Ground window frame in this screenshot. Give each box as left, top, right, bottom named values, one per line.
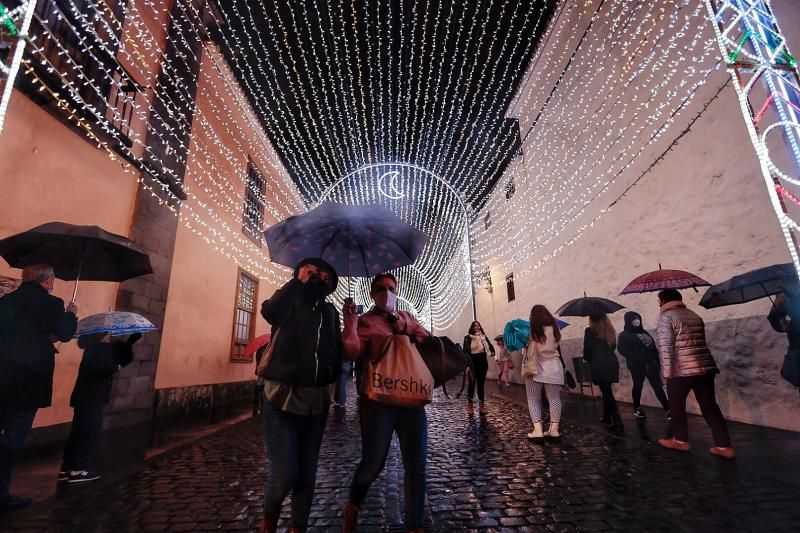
left=506, top=273, right=515, bottom=303
left=230, top=268, right=259, bottom=363
left=242, top=158, right=267, bottom=245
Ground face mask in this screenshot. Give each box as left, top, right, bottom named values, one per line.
left=304, top=277, right=330, bottom=300
left=374, top=289, right=397, bottom=313
left=632, top=319, right=641, bottom=327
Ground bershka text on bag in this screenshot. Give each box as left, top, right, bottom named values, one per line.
left=372, top=371, right=432, bottom=396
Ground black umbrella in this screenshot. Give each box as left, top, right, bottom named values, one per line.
left=556, top=293, right=625, bottom=317
left=699, top=263, right=798, bottom=309
left=265, top=202, right=428, bottom=282
left=0, top=222, right=153, bottom=301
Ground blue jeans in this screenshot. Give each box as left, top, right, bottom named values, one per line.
left=261, top=399, right=328, bottom=528
left=0, top=404, right=38, bottom=498
left=349, top=397, right=427, bottom=529
left=334, top=362, right=351, bottom=405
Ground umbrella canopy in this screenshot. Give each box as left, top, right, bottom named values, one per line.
left=245, top=333, right=271, bottom=357
left=0, top=222, right=153, bottom=282
left=0, top=275, right=20, bottom=297
left=75, top=311, right=156, bottom=337
left=699, top=263, right=798, bottom=309
left=264, top=202, right=428, bottom=278
left=621, top=267, right=710, bottom=294
left=556, top=296, right=624, bottom=317
left=502, top=317, right=569, bottom=351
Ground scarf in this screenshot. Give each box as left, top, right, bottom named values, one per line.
left=469, top=333, right=491, bottom=355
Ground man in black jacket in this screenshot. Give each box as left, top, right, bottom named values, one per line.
left=258, top=258, right=342, bottom=533
left=0, top=264, right=78, bottom=512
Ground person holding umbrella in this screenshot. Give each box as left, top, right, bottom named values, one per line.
left=0, top=264, right=78, bottom=512
left=258, top=258, right=343, bottom=533
left=617, top=311, right=670, bottom=418
left=58, top=331, right=142, bottom=484
left=655, top=289, right=734, bottom=459
left=583, top=315, right=623, bottom=433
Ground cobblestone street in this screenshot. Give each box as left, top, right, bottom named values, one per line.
left=3, top=384, right=800, bottom=532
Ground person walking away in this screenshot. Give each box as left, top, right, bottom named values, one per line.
left=617, top=311, right=669, bottom=418
left=655, top=289, right=734, bottom=459
left=341, top=273, right=431, bottom=533
left=583, top=314, right=623, bottom=432
left=462, top=321, right=495, bottom=415
left=259, top=258, right=343, bottom=532
left=0, top=264, right=78, bottom=512
left=59, top=332, right=141, bottom=484
left=333, top=361, right=352, bottom=408
left=494, top=335, right=512, bottom=388
left=768, top=284, right=800, bottom=389
left=524, top=305, right=564, bottom=442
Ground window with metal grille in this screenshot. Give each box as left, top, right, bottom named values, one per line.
left=231, top=270, right=258, bottom=362
left=484, top=211, right=491, bottom=230
left=242, top=159, right=266, bottom=244
left=506, top=273, right=515, bottom=303
left=505, top=178, right=516, bottom=200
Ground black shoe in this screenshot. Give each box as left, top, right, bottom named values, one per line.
left=64, top=470, right=101, bottom=484
left=0, top=494, right=32, bottom=512
left=600, top=417, right=613, bottom=427
left=633, top=407, right=647, bottom=418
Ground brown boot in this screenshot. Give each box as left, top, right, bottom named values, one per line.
left=479, top=403, right=487, bottom=415
left=467, top=402, right=474, bottom=415
left=260, top=513, right=278, bottom=533
left=342, top=501, right=360, bottom=533
left=288, top=528, right=306, bottom=533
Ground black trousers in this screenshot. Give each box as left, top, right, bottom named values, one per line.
left=667, top=374, right=731, bottom=447
left=598, top=382, right=619, bottom=421
left=61, top=402, right=104, bottom=472
left=467, top=353, right=489, bottom=403
left=630, top=363, right=669, bottom=410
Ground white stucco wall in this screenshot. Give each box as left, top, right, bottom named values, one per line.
left=474, top=0, right=800, bottom=431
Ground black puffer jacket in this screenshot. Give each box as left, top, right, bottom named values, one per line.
left=583, top=327, right=619, bottom=385
left=617, top=311, right=660, bottom=372
left=260, top=278, right=341, bottom=387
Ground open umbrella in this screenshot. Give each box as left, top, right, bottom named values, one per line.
left=556, top=294, right=624, bottom=317
left=699, top=263, right=798, bottom=309
left=265, top=202, right=428, bottom=293
left=0, top=222, right=153, bottom=302
left=244, top=333, right=271, bottom=357
left=502, top=317, right=570, bottom=351
left=74, top=311, right=156, bottom=337
left=621, top=264, right=710, bottom=294
left=0, top=275, right=20, bottom=297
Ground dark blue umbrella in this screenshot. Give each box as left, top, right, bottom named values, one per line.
left=556, top=295, right=624, bottom=317
left=700, top=263, right=798, bottom=309
left=264, top=202, right=428, bottom=278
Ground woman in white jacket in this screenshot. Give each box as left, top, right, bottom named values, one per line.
left=523, top=305, right=564, bottom=442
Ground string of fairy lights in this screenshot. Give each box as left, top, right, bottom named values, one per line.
left=4, top=0, right=795, bottom=328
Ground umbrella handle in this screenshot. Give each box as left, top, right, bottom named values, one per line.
left=70, top=244, right=86, bottom=303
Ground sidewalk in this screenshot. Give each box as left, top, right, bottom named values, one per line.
left=486, top=380, right=800, bottom=489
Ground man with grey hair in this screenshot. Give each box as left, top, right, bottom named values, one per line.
left=0, top=264, right=78, bottom=512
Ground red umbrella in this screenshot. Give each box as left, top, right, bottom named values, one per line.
left=244, top=333, right=271, bottom=357
left=621, top=265, right=710, bottom=294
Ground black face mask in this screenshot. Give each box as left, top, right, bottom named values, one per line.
left=304, top=278, right=330, bottom=301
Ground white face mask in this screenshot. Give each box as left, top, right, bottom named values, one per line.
left=374, top=290, right=397, bottom=313
left=632, top=319, right=641, bottom=327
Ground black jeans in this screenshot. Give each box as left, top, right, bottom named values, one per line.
left=630, top=363, right=669, bottom=410
left=61, top=402, right=104, bottom=472
left=261, top=399, right=328, bottom=528
left=667, top=374, right=731, bottom=447
left=0, top=403, right=38, bottom=498
left=598, top=382, right=619, bottom=421
left=349, top=397, right=427, bottom=529
left=467, top=352, right=489, bottom=403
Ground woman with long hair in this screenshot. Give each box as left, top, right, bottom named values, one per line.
left=525, top=305, right=563, bottom=442
left=583, top=314, right=623, bottom=432
left=462, top=320, right=495, bottom=415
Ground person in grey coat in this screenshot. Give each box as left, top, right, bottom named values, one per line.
left=655, top=289, right=734, bottom=459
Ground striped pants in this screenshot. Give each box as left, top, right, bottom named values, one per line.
left=525, top=379, right=562, bottom=424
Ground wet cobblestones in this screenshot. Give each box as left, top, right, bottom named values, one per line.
left=3, top=386, right=800, bottom=532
